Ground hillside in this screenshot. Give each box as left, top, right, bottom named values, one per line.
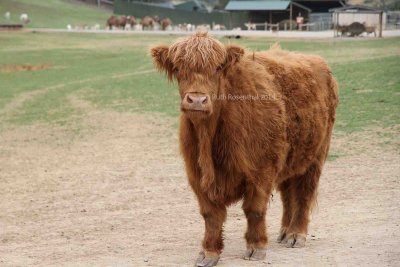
left=0, top=0, right=111, bottom=28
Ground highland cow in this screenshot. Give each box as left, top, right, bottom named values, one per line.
left=141, top=16, right=157, bottom=30
left=161, top=18, right=172, bottom=31
left=106, top=15, right=121, bottom=30
left=150, top=32, right=338, bottom=267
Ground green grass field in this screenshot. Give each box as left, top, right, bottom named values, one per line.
left=0, top=0, right=110, bottom=28
left=1, top=32, right=399, bottom=134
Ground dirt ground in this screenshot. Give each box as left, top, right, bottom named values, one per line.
left=0, top=98, right=399, bottom=267
left=0, top=64, right=53, bottom=73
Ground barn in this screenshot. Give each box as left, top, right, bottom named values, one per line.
left=330, top=5, right=385, bottom=37
left=225, top=0, right=344, bottom=30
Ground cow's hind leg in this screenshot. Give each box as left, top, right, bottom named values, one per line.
left=277, top=179, right=294, bottom=243
left=242, top=185, right=271, bottom=261
left=195, top=202, right=226, bottom=267
left=284, top=163, right=321, bottom=248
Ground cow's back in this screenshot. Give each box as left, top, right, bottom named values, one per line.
left=253, top=49, right=338, bottom=179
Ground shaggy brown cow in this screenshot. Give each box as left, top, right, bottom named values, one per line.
left=364, top=25, right=376, bottom=37
left=150, top=32, right=338, bottom=266
left=141, top=16, right=157, bottom=30
left=161, top=18, right=172, bottom=31
left=106, top=15, right=128, bottom=30
left=336, top=24, right=349, bottom=37
left=126, top=16, right=136, bottom=27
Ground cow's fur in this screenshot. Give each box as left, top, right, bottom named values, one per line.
left=150, top=32, right=338, bottom=264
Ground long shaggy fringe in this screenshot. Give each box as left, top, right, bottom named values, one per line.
left=168, top=32, right=226, bottom=76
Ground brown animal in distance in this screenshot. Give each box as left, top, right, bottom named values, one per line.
left=106, top=15, right=130, bottom=30
left=336, top=24, right=349, bottom=37
left=141, top=16, right=158, bottom=30
left=161, top=18, right=172, bottom=31
left=364, top=24, right=377, bottom=37
left=150, top=32, right=338, bottom=267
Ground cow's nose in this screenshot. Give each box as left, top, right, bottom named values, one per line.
left=187, top=94, right=208, bottom=105
left=182, top=93, right=211, bottom=112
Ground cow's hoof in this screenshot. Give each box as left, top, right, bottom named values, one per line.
left=285, top=233, right=306, bottom=248
left=277, top=229, right=287, bottom=243
left=243, top=248, right=266, bottom=261
left=195, top=251, right=220, bottom=267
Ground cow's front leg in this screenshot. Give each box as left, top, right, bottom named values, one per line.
left=195, top=201, right=227, bottom=267
left=242, top=185, right=271, bottom=261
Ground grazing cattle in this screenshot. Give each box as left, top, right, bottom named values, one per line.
left=348, top=22, right=365, bottom=37
left=212, top=24, right=226, bottom=31
left=106, top=15, right=131, bottom=30
left=126, top=16, right=136, bottom=26
left=150, top=32, right=338, bottom=266
left=364, top=25, right=376, bottom=37
left=336, top=24, right=349, bottom=37
left=141, top=16, right=157, bottom=30
left=161, top=18, right=172, bottom=31
left=118, top=15, right=127, bottom=28
left=106, top=15, right=118, bottom=29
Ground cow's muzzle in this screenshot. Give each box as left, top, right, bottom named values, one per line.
left=181, top=93, right=212, bottom=114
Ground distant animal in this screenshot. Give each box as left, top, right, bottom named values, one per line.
left=118, top=15, right=127, bottom=28
left=212, top=24, right=226, bottom=31
left=141, top=16, right=156, bottom=30
left=4, top=12, right=10, bottom=20
left=160, top=18, right=172, bottom=31
left=335, top=24, right=349, bottom=37
left=177, top=23, right=190, bottom=31
left=364, top=24, right=376, bottom=37
left=348, top=22, right=365, bottom=37
left=150, top=32, right=338, bottom=266
left=106, top=15, right=129, bottom=30
left=126, top=16, right=136, bottom=26
left=245, top=22, right=256, bottom=30
left=106, top=15, right=118, bottom=30
left=153, top=15, right=160, bottom=24
left=20, top=13, right=29, bottom=24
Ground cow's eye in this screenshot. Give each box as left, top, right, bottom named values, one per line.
left=216, top=64, right=224, bottom=71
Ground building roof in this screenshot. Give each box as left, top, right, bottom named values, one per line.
left=329, top=5, right=383, bottom=13
left=225, top=1, right=291, bottom=11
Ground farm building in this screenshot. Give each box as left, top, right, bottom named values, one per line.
left=331, top=5, right=385, bottom=36
left=225, top=0, right=344, bottom=30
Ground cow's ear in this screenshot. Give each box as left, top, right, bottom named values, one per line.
left=150, top=45, right=175, bottom=81
left=225, top=44, right=244, bottom=67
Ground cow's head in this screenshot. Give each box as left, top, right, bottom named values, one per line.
left=150, top=32, right=244, bottom=117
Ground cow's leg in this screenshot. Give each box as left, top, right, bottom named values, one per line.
left=195, top=202, right=226, bottom=267
left=242, top=185, right=271, bottom=261
left=285, top=163, right=321, bottom=248
left=277, top=178, right=294, bottom=243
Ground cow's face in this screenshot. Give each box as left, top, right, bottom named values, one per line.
left=150, top=32, right=243, bottom=118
